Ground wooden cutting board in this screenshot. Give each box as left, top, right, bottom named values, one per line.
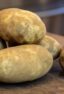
left=0, top=33, right=64, bottom=94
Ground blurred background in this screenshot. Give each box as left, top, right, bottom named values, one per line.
left=0, top=0, right=64, bottom=35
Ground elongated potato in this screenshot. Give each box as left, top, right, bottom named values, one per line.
left=39, top=35, right=61, bottom=59
left=0, top=45, right=53, bottom=83
left=0, top=8, right=46, bottom=43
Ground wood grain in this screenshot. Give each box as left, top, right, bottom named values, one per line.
left=47, top=32, right=64, bottom=46
left=0, top=33, right=64, bottom=94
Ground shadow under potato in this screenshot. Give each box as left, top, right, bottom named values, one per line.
left=0, top=74, right=52, bottom=88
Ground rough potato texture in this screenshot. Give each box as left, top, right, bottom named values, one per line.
left=0, top=8, right=46, bottom=43
left=60, top=48, right=64, bottom=70
left=0, top=45, right=53, bottom=83
left=39, top=35, right=61, bottom=59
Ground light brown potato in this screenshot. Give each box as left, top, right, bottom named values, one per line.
left=39, top=35, right=61, bottom=59
left=0, top=45, right=53, bottom=83
left=59, top=48, right=64, bottom=70
left=0, top=8, right=46, bottom=43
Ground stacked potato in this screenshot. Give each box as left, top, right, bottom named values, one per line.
left=0, top=8, right=61, bottom=83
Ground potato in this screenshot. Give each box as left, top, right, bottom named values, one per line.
left=0, top=45, right=53, bottom=83
left=39, top=35, right=61, bottom=59
left=59, top=48, right=64, bottom=70
left=0, top=8, right=46, bottom=44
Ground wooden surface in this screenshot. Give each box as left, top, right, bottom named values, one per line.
left=0, top=33, right=64, bottom=94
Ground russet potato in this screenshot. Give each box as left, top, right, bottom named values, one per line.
left=39, top=35, right=61, bottom=59
left=0, top=8, right=46, bottom=44
left=0, top=45, right=53, bottom=83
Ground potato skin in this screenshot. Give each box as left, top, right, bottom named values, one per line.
left=39, top=35, right=61, bottom=59
left=0, top=45, right=53, bottom=83
left=59, top=48, right=64, bottom=70
left=0, top=8, right=46, bottom=43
